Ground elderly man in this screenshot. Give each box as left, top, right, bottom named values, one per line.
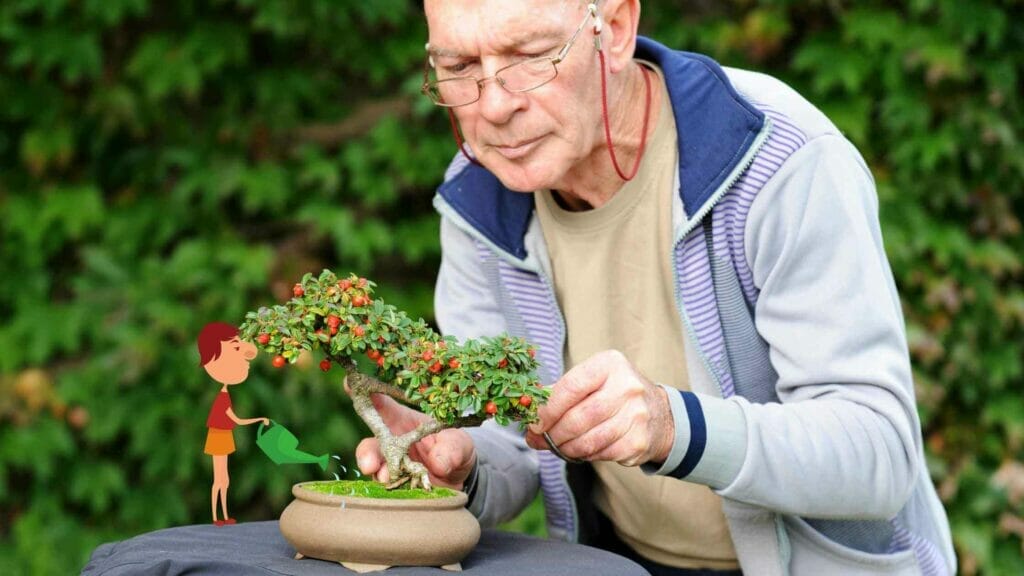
left=356, top=1, right=956, bottom=574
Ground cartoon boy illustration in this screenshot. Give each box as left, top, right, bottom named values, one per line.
left=198, top=322, right=269, bottom=526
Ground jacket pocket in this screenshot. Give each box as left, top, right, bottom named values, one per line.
left=785, top=516, right=920, bottom=576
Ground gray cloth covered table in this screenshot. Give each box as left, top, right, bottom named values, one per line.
left=82, top=521, right=651, bottom=575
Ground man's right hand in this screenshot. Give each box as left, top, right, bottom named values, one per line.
left=354, top=392, right=477, bottom=491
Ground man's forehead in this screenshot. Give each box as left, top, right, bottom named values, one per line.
left=427, top=28, right=564, bottom=58
left=425, top=0, right=581, bottom=56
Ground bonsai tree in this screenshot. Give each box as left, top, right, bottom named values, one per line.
left=240, top=270, right=548, bottom=491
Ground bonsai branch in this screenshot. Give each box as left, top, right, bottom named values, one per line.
left=340, top=361, right=491, bottom=491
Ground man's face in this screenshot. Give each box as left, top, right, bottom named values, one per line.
left=204, top=336, right=258, bottom=385
left=426, top=0, right=603, bottom=192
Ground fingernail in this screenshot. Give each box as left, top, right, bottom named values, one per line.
left=357, top=456, right=369, bottom=471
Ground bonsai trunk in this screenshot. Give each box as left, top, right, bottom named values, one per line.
left=339, top=359, right=484, bottom=491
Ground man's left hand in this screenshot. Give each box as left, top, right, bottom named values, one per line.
left=525, top=350, right=674, bottom=467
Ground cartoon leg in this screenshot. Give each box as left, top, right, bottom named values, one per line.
left=211, top=456, right=220, bottom=522
left=212, top=455, right=229, bottom=522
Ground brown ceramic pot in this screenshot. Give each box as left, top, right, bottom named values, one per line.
left=279, top=481, right=481, bottom=573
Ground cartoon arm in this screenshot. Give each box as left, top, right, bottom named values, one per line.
left=226, top=407, right=270, bottom=426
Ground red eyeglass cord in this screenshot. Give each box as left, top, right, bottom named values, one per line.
left=448, top=46, right=653, bottom=182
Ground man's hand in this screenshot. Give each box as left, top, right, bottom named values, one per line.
left=525, top=350, right=674, bottom=467
left=354, top=392, right=477, bottom=490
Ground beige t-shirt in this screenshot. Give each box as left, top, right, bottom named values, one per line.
left=533, top=63, right=739, bottom=570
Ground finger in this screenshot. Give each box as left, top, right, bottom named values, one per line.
left=525, top=430, right=548, bottom=450
left=531, top=350, right=619, bottom=434
left=376, top=466, right=390, bottom=483
left=423, top=428, right=475, bottom=485
left=422, top=429, right=474, bottom=480
left=590, top=418, right=648, bottom=466
left=371, top=393, right=427, bottom=435
left=417, top=432, right=438, bottom=453
left=544, top=385, right=620, bottom=447
left=405, top=443, right=451, bottom=487
left=355, top=438, right=383, bottom=475
left=556, top=415, right=629, bottom=461
left=427, top=444, right=454, bottom=477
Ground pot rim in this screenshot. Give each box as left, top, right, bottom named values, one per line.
left=291, top=481, right=468, bottom=510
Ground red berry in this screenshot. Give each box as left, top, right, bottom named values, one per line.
left=378, top=336, right=386, bottom=344
left=528, top=348, right=536, bottom=359
left=367, top=349, right=381, bottom=360
left=376, top=356, right=385, bottom=367
left=272, top=355, right=286, bottom=368
left=429, top=361, right=443, bottom=374
left=352, top=295, right=366, bottom=307
left=498, top=358, right=508, bottom=369
left=330, top=325, right=338, bottom=335
left=327, top=314, right=341, bottom=327
left=422, top=349, right=434, bottom=361
left=519, top=395, right=532, bottom=407
left=257, top=333, right=271, bottom=346
left=418, top=385, right=428, bottom=394
left=339, top=279, right=352, bottom=291
left=320, top=359, right=331, bottom=372
left=448, top=358, right=460, bottom=369
left=485, top=401, right=498, bottom=415
left=293, top=284, right=304, bottom=297
left=353, top=325, right=365, bottom=337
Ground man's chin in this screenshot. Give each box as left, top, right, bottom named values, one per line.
left=486, top=158, right=558, bottom=193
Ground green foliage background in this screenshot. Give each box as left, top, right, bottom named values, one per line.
left=0, top=1, right=1021, bottom=573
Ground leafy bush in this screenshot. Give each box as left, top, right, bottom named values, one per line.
left=0, top=1, right=1020, bottom=574
left=241, top=270, right=546, bottom=489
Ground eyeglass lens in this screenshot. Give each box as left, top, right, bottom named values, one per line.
left=430, top=58, right=557, bottom=106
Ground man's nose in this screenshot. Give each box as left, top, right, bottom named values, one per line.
left=243, top=342, right=258, bottom=360
left=477, top=77, right=525, bottom=125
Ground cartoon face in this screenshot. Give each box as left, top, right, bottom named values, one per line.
left=203, top=336, right=258, bottom=385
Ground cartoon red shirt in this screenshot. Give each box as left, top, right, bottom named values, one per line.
left=206, top=390, right=236, bottom=430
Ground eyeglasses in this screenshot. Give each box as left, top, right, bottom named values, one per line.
left=421, top=5, right=597, bottom=108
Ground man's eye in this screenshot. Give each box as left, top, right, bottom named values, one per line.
left=443, top=61, right=475, bottom=75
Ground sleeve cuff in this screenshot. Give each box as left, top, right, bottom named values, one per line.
left=641, top=383, right=693, bottom=476
left=463, top=440, right=488, bottom=520
left=463, top=457, right=480, bottom=505
left=641, top=387, right=748, bottom=490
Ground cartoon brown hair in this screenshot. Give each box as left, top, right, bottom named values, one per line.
left=198, top=322, right=240, bottom=366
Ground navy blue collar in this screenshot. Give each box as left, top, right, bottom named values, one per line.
left=437, top=36, right=765, bottom=261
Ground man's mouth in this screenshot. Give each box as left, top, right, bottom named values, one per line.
left=492, top=135, right=544, bottom=160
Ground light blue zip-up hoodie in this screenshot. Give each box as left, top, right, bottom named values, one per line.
left=430, top=37, right=956, bottom=576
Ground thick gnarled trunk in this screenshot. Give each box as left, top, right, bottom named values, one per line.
left=341, top=362, right=483, bottom=490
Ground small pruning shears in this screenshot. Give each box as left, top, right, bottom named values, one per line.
left=543, top=431, right=585, bottom=464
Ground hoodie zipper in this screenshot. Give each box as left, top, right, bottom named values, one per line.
left=671, top=116, right=774, bottom=399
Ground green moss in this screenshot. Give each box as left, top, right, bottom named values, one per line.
left=302, top=480, right=458, bottom=500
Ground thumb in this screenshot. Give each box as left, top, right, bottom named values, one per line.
left=371, top=393, right=428, bottom=434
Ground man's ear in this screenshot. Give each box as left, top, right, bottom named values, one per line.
left=599, top=0, right=640, bottom=74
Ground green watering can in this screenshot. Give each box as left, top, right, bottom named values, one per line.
left=256, top=420, right=329, bottom=471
